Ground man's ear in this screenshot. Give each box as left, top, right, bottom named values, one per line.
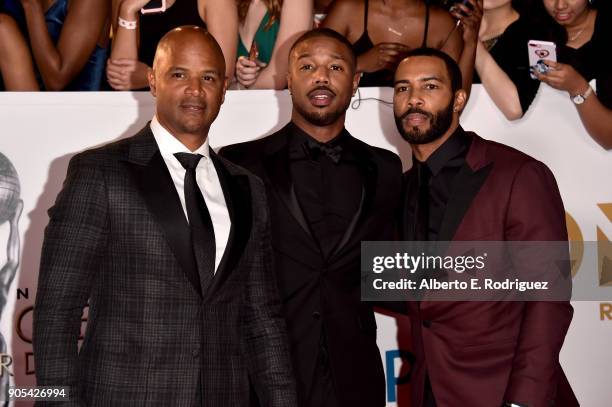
left=221, top=77, right=229, bottom=104
left=148, top=68, right=157, bottom=97
left=453, top=89, right=467, bottom=113
left=352, top=71, right=361, bottom=96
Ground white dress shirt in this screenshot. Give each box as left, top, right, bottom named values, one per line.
left=150, top=116, right=230, bottom=273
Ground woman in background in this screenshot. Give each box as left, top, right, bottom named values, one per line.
left=0, top=0, right=109, bottom=91
left=108, top=0, right=238, bottom=90
left=474, top=0, right=543, bottom=119
left=234, top=0, right=312, bottom=89
left=533, top=0, right=611, bottom=149
left=322, top=0, right=482, bottom=92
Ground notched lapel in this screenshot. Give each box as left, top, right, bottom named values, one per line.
left=329, top=138, right=378, bottom=260
left=263, top=145, right=314, bottom=240
left=204, top=153, right=252, bottom=300
left=123, top=127, right=202, bottom=297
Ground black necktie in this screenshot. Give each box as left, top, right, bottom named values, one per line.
left=174, top=153, right=216, bottom=290
left=415, top=162, right=431, bottom=241
left=305, top=139, right=343, bottom=164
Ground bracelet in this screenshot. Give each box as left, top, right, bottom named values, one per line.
left=118, top=16, right=137, bottom=30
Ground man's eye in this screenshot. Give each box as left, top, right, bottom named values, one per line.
left=425, top=83, right=438, bottom=90
left=330, top=65, right=343, bottom=71
left=395, top=86, right=408, bottom=93
left=203, top=75, right=215, bottom=82
left=172, top=72, right=185, bottom=79
left=300, top=64, right=313, bottom=71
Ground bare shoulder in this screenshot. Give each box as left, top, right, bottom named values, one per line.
left=428, top=4, right=457, bottom=31
left=322, top=0, right=364, bottom=38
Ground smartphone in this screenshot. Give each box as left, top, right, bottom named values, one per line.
left=528, top=40, right=557, bottom=79
left=141, top=0, right=166, bottom=14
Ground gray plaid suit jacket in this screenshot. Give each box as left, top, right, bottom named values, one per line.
left=33, top=125, right=297, bottom=407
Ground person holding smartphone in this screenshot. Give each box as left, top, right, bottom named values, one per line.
left=108, top=0, right=238, bottom=90
left=530, top=0, right=611, bottom=149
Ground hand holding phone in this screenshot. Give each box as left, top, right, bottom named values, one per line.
left=141, top=0, right=166, bottom=14
left=528, top=40, right=557, bottom=79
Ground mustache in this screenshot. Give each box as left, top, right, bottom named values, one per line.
left=399, top=107, right=432, bottom=121
left=307, top=86, right=336, bottom=97
left=180, top=98, right=206, bottom=107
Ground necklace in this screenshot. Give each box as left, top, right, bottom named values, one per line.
left=568, top=26, right=586, bottom=42
left=568, top=9, right=593, bottom=42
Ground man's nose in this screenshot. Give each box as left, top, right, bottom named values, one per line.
left=185, top=77, right=203, bottom=95
left=313, top=66, right=330, bottom=85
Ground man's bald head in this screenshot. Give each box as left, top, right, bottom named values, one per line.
left=153, top=26, right=226, bottom=77
left=147, top=25, right=228, bottom=149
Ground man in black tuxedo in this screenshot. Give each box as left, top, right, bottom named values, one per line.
left=221, top=28, right=403, bottom=407
left=33, top=27, right=296, bottom=407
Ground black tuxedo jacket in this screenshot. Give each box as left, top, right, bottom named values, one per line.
left=33, top=125, right=297, bottom=407
left=221, top=123, right=403, bottom=407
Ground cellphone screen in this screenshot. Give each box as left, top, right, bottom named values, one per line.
left=142, top=0, right=164, bottom=11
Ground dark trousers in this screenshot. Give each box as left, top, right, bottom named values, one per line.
left=423, top=374, right=437, bottom=407
left=306, top=336, right=339, bottom=407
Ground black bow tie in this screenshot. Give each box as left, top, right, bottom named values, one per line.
left=304, top=139, right=343, bottom=164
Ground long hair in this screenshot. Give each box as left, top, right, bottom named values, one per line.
left=237, top=0, right=283, bottom=31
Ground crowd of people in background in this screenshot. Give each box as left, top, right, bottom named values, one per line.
left=0, top=0, right=609, bottom=148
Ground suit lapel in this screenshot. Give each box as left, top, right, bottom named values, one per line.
left=328, top=135, right=378, bottom=260
left=437, top=133, right=493, bottom=242
left=203, top=152, right=252, bottom=301
left=262, top=129, right=314, bottom=240
left=123, top=126, right=202, bottom=297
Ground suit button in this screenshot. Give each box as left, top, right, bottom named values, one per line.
left=192, top=349, right=200, bottom=358
left=312, top=311, right=321, bottom=320
left=422, top=320, right=432, bottom=328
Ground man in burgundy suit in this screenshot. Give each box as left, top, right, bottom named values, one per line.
left=393, top=47, right=578, bottom=407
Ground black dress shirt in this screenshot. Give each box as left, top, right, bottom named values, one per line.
left=287, top=124, right=362, bottom=258
left=417, top=126, right=470, bottom=241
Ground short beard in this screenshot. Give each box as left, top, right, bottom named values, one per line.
left=294, top=97, right=350, bottom=127
left=395, top=100, right=454, bottom=145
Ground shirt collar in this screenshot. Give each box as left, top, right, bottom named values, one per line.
left=421, top=126, right=469, bottom=176
left=150, top=115, right=210, bottom=158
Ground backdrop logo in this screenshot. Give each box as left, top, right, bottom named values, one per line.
left=385, top=349, right=415, bottom=403
left=0, top=152, right=22, bottom=400
left=600, top=303, right=612, bottom=321
left=596, top=204, right=612, bottom=286
left=565, top=205, right=612, bottom=286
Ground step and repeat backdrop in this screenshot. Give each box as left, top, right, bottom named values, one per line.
left=0, top=85, right=610, bottom=405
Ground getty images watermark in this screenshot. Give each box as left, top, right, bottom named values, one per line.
left=361, top=241, right=584, bottom=302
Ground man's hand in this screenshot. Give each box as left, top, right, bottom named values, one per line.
left=106, top=59, right=150, bottom=90
left=357, top=42, right=411, bottom=73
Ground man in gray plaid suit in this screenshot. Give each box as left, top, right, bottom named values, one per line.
left=33, top=26, right=297, bottom=407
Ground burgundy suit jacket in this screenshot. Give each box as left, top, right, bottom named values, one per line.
left=401, top=132, right=578, bottom=407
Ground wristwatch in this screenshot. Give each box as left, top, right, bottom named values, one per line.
left=571, top=85, right=593, bottom=105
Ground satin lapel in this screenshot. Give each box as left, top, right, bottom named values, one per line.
left=436, top=162, right=492, bottom=242
left=123, top=138, right=202, bottom=297
left=203, top=153, right=252, bottom=301
left=263, top=145, right=314, bottom=240
left=328, top=137, right=378, bottom=260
